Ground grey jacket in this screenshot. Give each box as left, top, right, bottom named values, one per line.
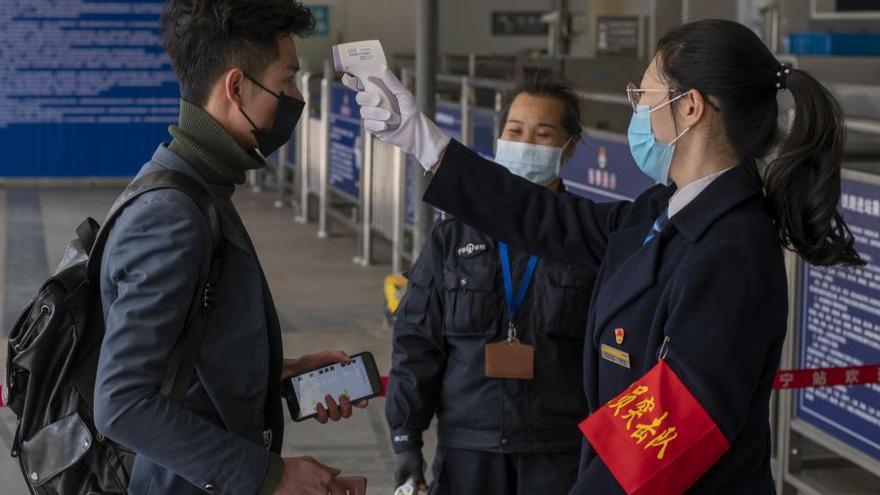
left=93, top=144, right=283, bottom=494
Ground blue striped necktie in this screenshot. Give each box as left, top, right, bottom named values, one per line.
left=642, top=208, right=669, bottom=246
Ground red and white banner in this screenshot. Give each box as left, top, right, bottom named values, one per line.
left=773, top=364, right=880, bottom=390
left=1, top=365, right=875, bottom=412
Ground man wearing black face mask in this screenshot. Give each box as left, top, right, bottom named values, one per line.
left=236, top=73, right=305, bottom=160
left=92, top=2, right=363, bottom=495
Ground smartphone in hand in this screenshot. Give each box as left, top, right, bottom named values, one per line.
left=281, top=352, right=382, bottom=422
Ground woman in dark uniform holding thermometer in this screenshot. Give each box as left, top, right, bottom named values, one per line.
left=343, top=19, right=863, bottom=494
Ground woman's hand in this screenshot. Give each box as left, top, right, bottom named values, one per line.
left=341, top=66, right=450, bottom=171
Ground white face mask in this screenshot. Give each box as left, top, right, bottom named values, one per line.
left=494, top=138, right=572, bottom=185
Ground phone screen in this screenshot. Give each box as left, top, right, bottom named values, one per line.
left=290, top=356, right=374, bottom=418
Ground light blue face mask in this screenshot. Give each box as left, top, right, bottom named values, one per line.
left=627, top=94, right=690, bottom=185
left=494, top=138, right=572, bottom=185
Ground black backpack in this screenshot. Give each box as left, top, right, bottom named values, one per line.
left=4, top=170, right=223, bottom=494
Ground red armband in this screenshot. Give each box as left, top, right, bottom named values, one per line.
left=579, top=360, right=730, bottom=495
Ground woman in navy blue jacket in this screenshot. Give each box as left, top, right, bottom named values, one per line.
left=344, top=19, right=863, bottom=494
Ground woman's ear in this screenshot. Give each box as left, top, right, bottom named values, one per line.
left=681, top=90, right=706, bottom=127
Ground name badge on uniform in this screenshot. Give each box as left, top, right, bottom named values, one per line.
left=485, top=338, right=534, bottom=380
left=601, top=344, right=631, bottom=369
left=486, top=243, right=538, bottom=380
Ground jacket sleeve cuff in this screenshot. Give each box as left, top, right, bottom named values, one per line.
left=259, top=454, right=284, bottom=495
left=391, top=430, right=424, bottom=453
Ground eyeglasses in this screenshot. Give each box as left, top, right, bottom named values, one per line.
left=625, top=82, right=721, bottom=113
left=626, top=82, right=677, bottom=111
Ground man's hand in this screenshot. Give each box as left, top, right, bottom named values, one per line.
left=272, top=457, right=346, bottom=495
left=282, top=351, right=368, bottom=424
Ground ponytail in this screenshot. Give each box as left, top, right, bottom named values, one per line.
left=655, top=19, right=864, bottom=267
left=763, top=69, right=863, bottom=266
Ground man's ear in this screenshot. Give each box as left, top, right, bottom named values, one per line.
left=224, top=68, right=246, bottom=108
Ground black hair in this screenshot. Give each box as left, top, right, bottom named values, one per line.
left=498, top=71, right=583, bottom=140
left=160, top=0, right=315, bottom=106
left=655, top=19, right=862, bottom=266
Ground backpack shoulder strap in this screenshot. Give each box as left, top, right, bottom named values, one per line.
left=88, top=170, right=222, bottom=277
left=89, top=170, right=224, bottom=402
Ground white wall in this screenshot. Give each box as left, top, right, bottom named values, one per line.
left=297, top=0, right=417, bottom=71
left=296, top=0, right=562, bottom=69
left=439, top=0, right=556, bottom=56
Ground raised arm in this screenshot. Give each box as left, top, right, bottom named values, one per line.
left=425, top=140, right=628, bottom=267
left=342, top=68, right=629, bottom=268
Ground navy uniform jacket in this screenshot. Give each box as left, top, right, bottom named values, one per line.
left=423, top=140, right=787, bottom=494
left=387, top=205, right=595, bottom=454
left=94, top=145, right=284, bottom=495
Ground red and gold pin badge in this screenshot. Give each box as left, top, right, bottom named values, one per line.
left=614, top=327, right=625, bottom=345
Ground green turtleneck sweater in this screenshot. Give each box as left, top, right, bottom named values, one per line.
left=167, top=100, right=284, bottom=495
left=168, top=99, right=265, bottom=186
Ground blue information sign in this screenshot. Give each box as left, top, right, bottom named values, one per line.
left=405, top=105, right=496, bottom=227
left=328, top=84, right=362, bottom=201
left=435, top=102, right=462, bottom=142
left=405, top=156, right=420, bottom=227
left=1, top=0, right=180, bottom=177
left=561, top=129, right=654, bottom=201
left=796, top=173, right=880, bottom=462
left=435, top=103, right=495, bottom=158
left=472, top=108, right=496, bottom=158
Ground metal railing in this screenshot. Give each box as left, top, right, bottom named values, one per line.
left=272, top=66, right=419, bottom=269
left=846, top=117, right=880, bottom=137
left=576, top=87, right=880, bottom=138
left=294, top=71, right=313, bottom=223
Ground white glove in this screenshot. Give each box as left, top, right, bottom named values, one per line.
left=341, top=66, right=450, bottom=171
left=394, top=479, right=427, bottom=495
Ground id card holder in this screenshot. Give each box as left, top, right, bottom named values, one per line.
left=485, top=323, right=534, bottom=380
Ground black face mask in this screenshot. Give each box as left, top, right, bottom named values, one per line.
left=240, top=74, right=305, bottom=158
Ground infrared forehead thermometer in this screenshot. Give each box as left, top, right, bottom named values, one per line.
left=332, top=39, right=401, bottom=130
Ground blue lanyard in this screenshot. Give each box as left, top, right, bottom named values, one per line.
left=499, top=242, right=538, bottom=321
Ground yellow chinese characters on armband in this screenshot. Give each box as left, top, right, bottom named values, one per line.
left=578, top=360, right=731, bottom=495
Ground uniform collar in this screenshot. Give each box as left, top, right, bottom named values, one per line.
left=556, top=179, right=567, bottom=194
left=649, top=183, right=677, bottom=216
left=668, top=160, right=764, bottom=242
left=668, top=166, right=734, bottom=218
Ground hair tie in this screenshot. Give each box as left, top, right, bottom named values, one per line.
left=776, top=63, right=791, bottom=91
